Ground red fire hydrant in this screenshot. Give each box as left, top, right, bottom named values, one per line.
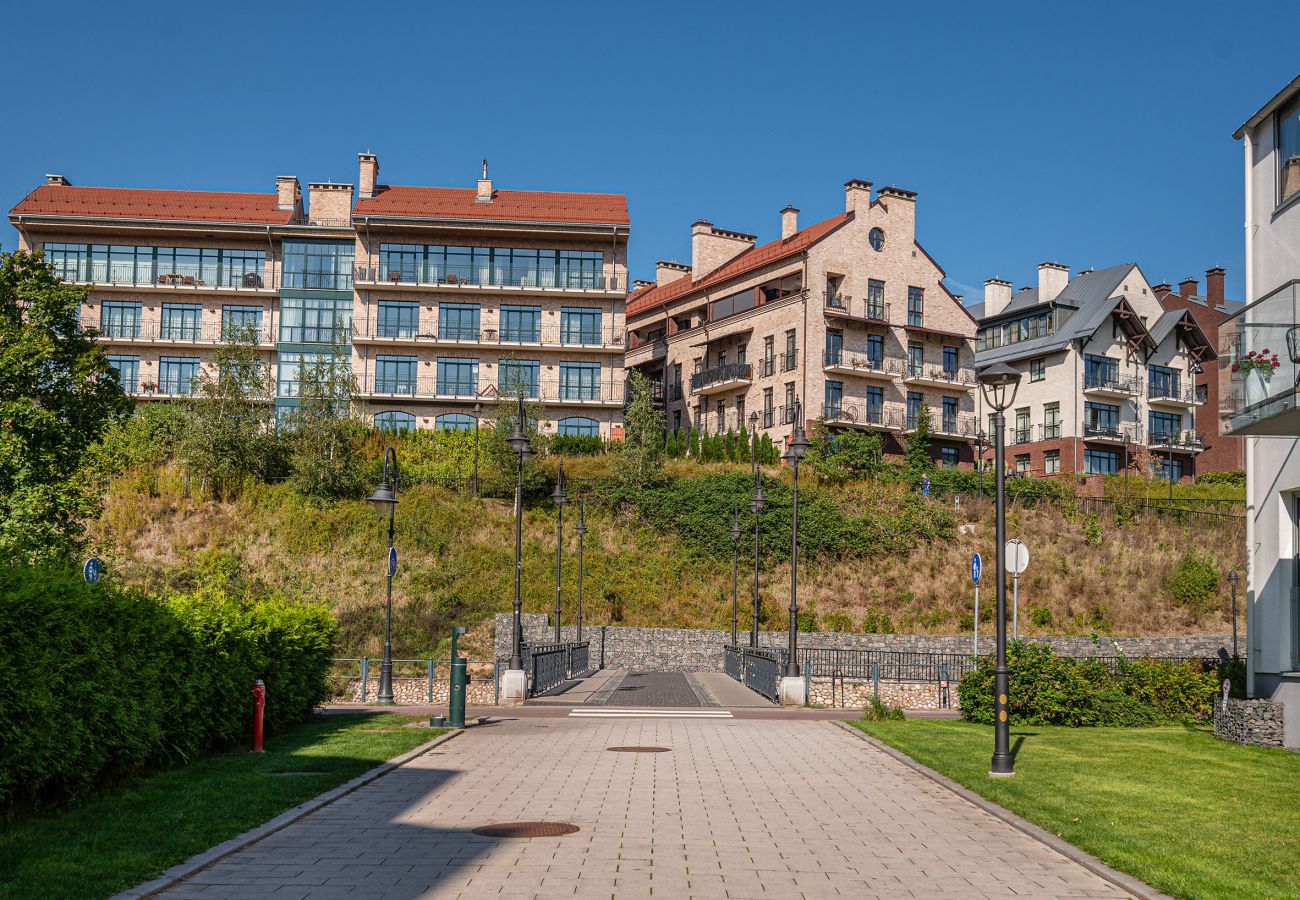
left=252, top=679, right=266, bottom=753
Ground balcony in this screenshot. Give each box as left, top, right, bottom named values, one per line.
left=762, top=408, right=775, bottom=428
left=1039, top=422, right=1063, bottom=441
left=818, top=403, right=904, bottom=432
left=353, top=377, right=625, bottom=407
left=822, top=350, right=901, bottom=381
left=350, top=322, right=625, bottom=351
left=57, top=264, right=274, bottom=295
left=691, top=363, right=753, bottom=395
left=1148, top=430, right=1206, bottom=453
left=1147, top=384, right=1199, bottom=408
left=354, top=266, right=626, bottom=296
left=1218, top=280, right=1300, bottom=437
left=1082, top=422, right=1142, bottom=445
left=780, top=350, right=798, bottom=373
left=902, top=364, right=976, bottom=390
left=1010, top=427, right=1036, bottom=446
left=933, top=413, right=979, bottom=439
left=87, top=322, right=276, bottom=346
left=1083, top=373, right=1142, bottom=398
left=823, top=292, right=890, bottom=326
left=760, top=358, right=776, bottom=377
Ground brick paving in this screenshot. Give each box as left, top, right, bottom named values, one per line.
left=156, top=719, right=1130, bottom=899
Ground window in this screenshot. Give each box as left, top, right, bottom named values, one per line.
left=280, top=296, right=351, bottom=343
left=784, top=383, right=796, bottom=423
left=1043, top=402, right=1061, bottom=439
left=715, top=399, right=726, bottom=433
left=42, top=242, right=265, bottom=287
left=500, top=305, right=541, bottom=342
left=377, top=244, right=603, bottom=288
left=907, top=341, right=924, bottom=377
left=1029, top=358, right=1045, bottom=382
left=907, top=287, right=924, bottom=327
left=1084, top=449, right=1120, bottom=475
left=1084, top=354, right=1119, bottom=389
left=906, top=391, right=923, bottom=430
left=940, top=446, right=958, bottom=469
left=222, top=305, right=263, bottom=340
left=717, top=351, right=727, bottom=368
left=826, top=330, right=843, bottom=366
left=866, top=334, right=884, bottom=368
left=1014, top=407, right=1031, bottom=443
left=736, top=344, right=747, bottom=365
left=435, top=413, right=476, bottom=432
left=101, top=302, right=141, bottom=338
left=439, top=303, right=480, bottom=340
left=158, top=304, right=201, bottom=341
left=560, top=362, right=601, bottom=401
left=276, top=351, right=344, bottom=399
left=282, top=241, right=354, bottom=290
left=868, top=228, right=885, bottom=251
left=1084, top=401, right=1120, bottom=433
left=942, top=346, right=958, bottom=376
left=673, top=410, right=682, bottom=431
left=377, top=302, right=420, bottom=338
left=1044, top=450, right=1061, bottom=475
left=1148, top=365, right=1181, bottom=399
left=375, top=356, right=418, bottom=394
left=1279, top=92, right=1300, bottom=205
left=436, top=358, right=478, bottom=396
left=159, top=357, right=201, bottom=395
left=783, top=330, right=797, bottom=371
left=561, top=308, right=603, bottom=344
left=1151, top=456, right=1184, bottom=481
left=499, top=359, right=540, bottom=398
left=866, top=279, right=886, bottom=319
left=1015, top=454, right=1031, bottom=474
left=825, top=380, right=843, bottom=416
left=977, top=310, right=1055, bottom=352
left=1149, top=411, right=1183, bottom=442
left=375, top=411, right=416, bottom=433
left=763, top=388, right=774, bottom=428
left=106, top=355, right=139, bottom=394
left=559, top=416, right=600, bottom=437
left=762, top=336, right=775, bottom=376
left=942, top=396, right=958, bottom=433
left=866, top=386, right=883, bottom=422
left=710, top=287, right=756, bottom=321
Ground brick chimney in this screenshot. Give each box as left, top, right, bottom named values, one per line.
left=781, top=205, right=799, bottom=239
left=844, top=179, right=872, bottom=214
left=655, top=260, right=691, bottom=287
left=1152, top=282, right=1173, bottom=300
left=307, top=182, right=353, bottom=227
left=983, top=278, right=1013, bottom=318
left=1037, top=261, right=1069, bottom=302
left=690, top=221, right=755, bottom=278
left=358, top=152, right=379, bottom=199
left=1179, top=276, right=1198, bottom=299
left=1205, top=267, right=1225, bottom=309
left=876, top=186, right=917, bottom=243
left=276, top=176, right=300, bottom=211
left=476, top=158, right=493, bottom=203
left=44, top=173, right=70, bottom=186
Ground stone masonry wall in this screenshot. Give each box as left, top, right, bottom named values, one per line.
left=808, top=677, right=959, bottom=712
left=1214, top=697, right=1285, bottom=748
left=333, top=677, right=497, bottom=707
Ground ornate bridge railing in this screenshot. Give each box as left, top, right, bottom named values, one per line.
left=526, top=641, right=591, bottom=696
left=724, top=645, right=786, bottom=703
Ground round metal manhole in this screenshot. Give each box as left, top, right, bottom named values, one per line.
left=607, top=746, right=671, bottom=753
left=472, top=822, right=580, bottom=838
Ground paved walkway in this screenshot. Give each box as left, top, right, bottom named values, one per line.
left=158, top=719, right=1130, bottom=899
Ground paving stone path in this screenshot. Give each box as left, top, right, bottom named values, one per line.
left=156, top=719, right=1130, bottom=899
left=591, top=671, right=713, bottom=707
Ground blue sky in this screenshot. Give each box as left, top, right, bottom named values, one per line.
left=1, top=0, right=1293, bottom=303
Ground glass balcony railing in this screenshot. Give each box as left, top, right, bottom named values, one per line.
left=356, top=265, right=626, bottom=292
left=1218, top=280, right=1300, bottom=436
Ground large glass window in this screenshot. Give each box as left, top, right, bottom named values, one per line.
left=710, top=287, right=756, bottom=321
left=160, top=303, right=202, bottom=340
left=1044, top=402, right=1061, bottom=439
left=824, top=380, right=843, bottom=415
left=906, top=391, right=923, bottom=430
left=943, top=397, right=959, bottom=432
left=1044, top=450, right=1060, bottom=475
left=866, top=279, right=886, bottom=319
left=1084, top=449, right=1120, bottom=475
left=438, top=303, right=480, bottom=340
left=907, top=341, right=924, bottom=377
left=158, top=357, right=201, bottom=395
left=100, top=301, right=141, bottom=338
left=825, top=330, right=843, bottom=366
left=43, top=243, right=264, bottom=287
left=560, top=362, right=601, bottom=401
left=1030, top=357, right=1045, bottom=382
left=1084, top=354, right=1119, bottom=388
left=374, top=411, right=416, bottom=433
left=500, top=305, right=541, bottom=342
left=1149, top=411, right=1183, bottom=441
left=282, top=241, right=354, bottom=290
left=561, top=307, right=604, bottom=344
left=1280, top=92, right=1300, bottom=205
left=106, top=355, right=139, bottom=394
left=375, top=356, right=418, bottom=394
left=499, top=359, right=541, bottom=398
left=866, top=386, right=883, bottom=421
left=1148, top=365, right=1181, bottom=399
left=377, top=302, right=419, bottom=338
left=436, top=413, right=476, bottom=432
left=866, top=334, right=884, bottom=368
left=558, top=416, right=600, bottom=437
left=942, top=346, right=958, bottom=376
left=1084, top=401, right=1120, bottom=431
left=377, top=244, right=603, bottom=288
left=222, top=305, right=264, bottom=340
left=436, top=358, right=477, bottom=396
left=940, top=446, right=958, bottom=469
left=277, top=351, right=343, bottom=399
left=280, top=296, right=351, bottom=343
left=1014, top=407, right=1031, bottom=443
left=907, top=286, right=924, bottom=327
left=1151, top=456, right=1184, bottom=481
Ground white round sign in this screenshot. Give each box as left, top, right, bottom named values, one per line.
left=1005, top=539, right=1030, bottom=575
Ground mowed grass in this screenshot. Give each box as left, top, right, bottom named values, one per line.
left=0, top=714, right=445, bottom=900
left=852, top=719, right=1300, bottom=900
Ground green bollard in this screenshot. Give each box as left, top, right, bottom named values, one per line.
left=448, top=626, right=469, bottom=728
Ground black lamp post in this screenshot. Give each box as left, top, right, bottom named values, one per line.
left=366, top=446, right=399, bottom=705
left=507, top=396, right=532, bottom=671
left=552, top=461, right=569, bottom=644
left=749, top=413, right=766, bottom=648
left=977, top=362, right=1022, bottom=777
left=781, top=397, right=811, bottom=678
left=1228, top=569, right=1239, bottom=661
left=575, top=498, right=587, bottom=643
left=472, top=402, right=482, bottom=498
left=729, top=500, right=742, bottom=645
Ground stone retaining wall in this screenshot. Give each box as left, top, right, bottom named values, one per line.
left=332, top=677, right=497, bottom=707
left=1214, top=697, right=1285, bottom=748
left=808, top=677, right=959, bottom=712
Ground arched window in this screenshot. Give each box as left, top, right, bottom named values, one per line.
left=435, top=413, right=476, bottom=432
left=557, top=416, right=600, bottom=437
left=374, top=411, right=415, bottom=433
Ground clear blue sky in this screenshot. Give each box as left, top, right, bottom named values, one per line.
left=2, top=0, right=1294, bottom=303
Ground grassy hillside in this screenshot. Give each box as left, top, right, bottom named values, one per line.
left=87, top=462, right=1245, bottom=660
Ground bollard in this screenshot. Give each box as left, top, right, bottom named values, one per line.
left=872, top=663, right=880, bottom=700
left=448, top=626, right=469, bottom=728
left=427, top=657, right=435, bottom=704
left=360, top=656, right=369, bottom=703
left=939, top=663, right=949, bottom=709
left=251, top=679, right=266, bottom=753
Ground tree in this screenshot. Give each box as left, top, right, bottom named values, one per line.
left=809, top=421, right=884, bottom=480
left=904, top=401, right=935, bottom=472
left=619, top=370, right=665, bottom=488
left=287, top=343, right=368, bottom=502
left=0, top=249, right=132, bottom=563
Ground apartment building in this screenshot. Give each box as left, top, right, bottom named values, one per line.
left=970, top=262, right=1216, bottom=481
left=624, top=180, right=979, bottom=466
left=8, top=157, right=631, bottom=438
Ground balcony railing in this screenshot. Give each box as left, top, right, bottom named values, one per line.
left=354, top=377, right=625, bottom=404
left=819, top=403, right=904, bottom=430
left=822, top=351, right=901, bottom=376
left=351, top=322, right=624, bottom=348
left=1149, top=430, right=1206, bottom=451
left=823, top=291, right=889, bottom=323
left=780, top=350, right=798, bottom=372
left=55, top=262, right=269, bottom=290
left=1040, top=422, right=1062, bottom=440
left=762, top=408, right=775, bottom=428
left=1218, top=280, right=1300, bottom=437
left=1148, top=383, right=1197, bottom=404
left=1011, top=427, right=1034, bottom=445
left=355, top=265, right=626, bottom=293
left=760, top=357, right=776, bottom=377
left=1083, top=373, right=1142, bottom=394
left=690, top=362, right=753, bottom=393
left=87, top=322, right=276, bottom=344
left=1083, top=422, right=1142, bottom=443
left=904, top=364, right=976, bottom=386
left=934, top=413, right=979, bottom=437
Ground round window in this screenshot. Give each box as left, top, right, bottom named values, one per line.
left=868, top=228, right=885, bottom=252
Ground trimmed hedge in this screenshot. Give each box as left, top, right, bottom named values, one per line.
left=0, top=566, right=335, bottom=809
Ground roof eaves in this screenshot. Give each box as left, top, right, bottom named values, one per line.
left=1234, top=74, right=1300, bottom=139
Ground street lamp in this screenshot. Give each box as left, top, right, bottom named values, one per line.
left=749, top=410, right=760, bottom=476
left=575, top=498, right=587, bottom=643
left=729, top=500, right=742, bottom=645
left=749, top=412, right=766, bottom=648
left=472, top=402, right=482, bottom=498
left=781, top=397, right=811, bottom=682
left=1228, top=569, right=1240, bottom=661
left=552, top=460, right=569, bottom=644
left=977, top=362, right=1022, bottom=777
left=507, top=396, right=532, bottom=673
left=366, top=446, right=399, bottom=705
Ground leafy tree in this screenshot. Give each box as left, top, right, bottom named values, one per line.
left=689, top=426, right=701, bottom=460
left=287, top=344, right=368, bottom=502
left=482, top=390, right=545, bottom=493
left=619, top=370, right=665, bottom=488
left=903, top=401, right=934, bottom=473
left=809, top=422, right=884, bottom=480
left=0, top=249, right=131, bottom=563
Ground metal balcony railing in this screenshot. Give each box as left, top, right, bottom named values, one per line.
left=56, top=262, right=269, bottom=290
left=1040, top=422, right=1062, bottom=440
left=1148, top=430, right=1206, bottom=450
left=1084, top=373, right=1142, bottom=394
left=818, top=403, right=905, bottom=430
left=760, top=357, right=776, bottom=377
left=904, top=364, right=976, bottom=385
left=690, top=362, right=753, bottom=392
left=354, top=377, right=624, bottom=404
left=823, top=291, right=889, bottom=323
left=780, top=350, right=798, bottom=372
left=355, top=265, right=626, bottom=293
left=88, top=322, right=276, bottom=344
left=351, top=322, right=624, bottom=348
left=1148, top=383, right=1197, bottom=404
left=1083, top=422, right=1143, bottom=443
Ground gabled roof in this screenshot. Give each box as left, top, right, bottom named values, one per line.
left=10, top=183, right=294, bottom=225
left=1234, top=74, right=1300, bottom=140
left=1149, top=308, right=1218, bottom=361
left=975, top=281, right=1152, bottom=367
left=626, top=212, right=851, bottom=317
left=969, top=263, right=1134, bottom=324
left=353, top=185, right=628, bottom=226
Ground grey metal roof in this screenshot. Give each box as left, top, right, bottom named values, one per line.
left=1147, top=309, right=1183, bottom=347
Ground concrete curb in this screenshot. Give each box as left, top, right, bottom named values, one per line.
left=831, top=721, right=1171, bottom=900
left=112, top=726, right=464, bottom=899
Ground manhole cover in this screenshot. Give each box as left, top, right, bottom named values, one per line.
left=607, top=746, right=671, bottom=753
left=472, top=822, right=579, bottom=838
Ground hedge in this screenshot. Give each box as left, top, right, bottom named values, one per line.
left=0, top=566, right=335, bottom=809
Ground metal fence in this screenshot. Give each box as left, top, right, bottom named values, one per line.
left=521, top=641, right=592, bottom=696
left=797, top=648, right=978, bottom=682
left=724, top=645, right=787, bottom=703
left=328, top=657, right=497, bottom=703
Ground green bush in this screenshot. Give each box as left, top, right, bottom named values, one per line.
left=0, top=566, right=335, bottom=809
left=861, top=695, right=905, bottom=721
left=1196, top=470, right=1245, bottom=486
left=551, top=434, right=606, bottom=457
left=1166, top=553, right=1220, bottom=612
left=1117, top=657, right=1220, bottom=722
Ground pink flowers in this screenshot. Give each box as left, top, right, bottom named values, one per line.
left=1238, top=349, right=1282, bottom=377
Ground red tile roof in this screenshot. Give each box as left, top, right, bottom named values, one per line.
left=626, top=212, right=851, bottom=317
left=10, top=184, right=294, bottom=225
left=354, top=185, right=629, bottom=226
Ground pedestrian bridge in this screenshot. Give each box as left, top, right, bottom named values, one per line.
left=527, top=669, right=776, bottom=709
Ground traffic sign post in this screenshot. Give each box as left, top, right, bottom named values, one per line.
left=970, top=553, right=982, bottom=656
left=1005, top=540, right=1030, bottom=641
left=83, top=558, right=101, bottom=584
left=387, top=546, right=397, bottom=578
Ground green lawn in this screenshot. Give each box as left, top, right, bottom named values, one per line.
left=0, top=714, right=446, bottom=900
left=852, top=719, right=1300, bottom=900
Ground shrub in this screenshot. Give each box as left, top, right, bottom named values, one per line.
left=1197, top=470, right=1245, bottom=487
left=552, top=434, right=606, bottom=457
left=1093, top=690, right=1162, bottom=727
left=1165, top=553, right=1220, bottom=612
left=861, top=695, right=905, bottom=721
left=821, top=611, right=854, bottom=633
left=1117, top=657, right=1220, bottom=722
left=0, top=566, right=335, bottom=810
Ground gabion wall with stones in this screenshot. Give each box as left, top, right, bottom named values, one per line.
left=331, top=677, right=497, bottom=706
left=493, top=614, right=1232, bottom=673
left=1214, top=697, right=1285, bottom=748
left=808, top=677, right=960, bottom=711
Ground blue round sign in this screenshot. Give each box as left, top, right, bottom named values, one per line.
left=387, top=546, right=397, bottom=577
left=970, top=553, right=982, bottom=585
left=83, top=558, right=102, bottom=584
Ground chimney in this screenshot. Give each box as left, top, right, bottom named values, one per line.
left=1179, top=276, right=1198, bottom=299
left=44, top=173, right=70, bottom=186
left=655, top=260, right=691, bottom=286
left=476, top=158, right=493, bottom=203
left=844, top=179, right=872, bottom=214
left=1152, top=282, right=1173, bottom=300
left=276, top=176, right=300, bottom=211
left=306, top=182, right=353, bottom=227
left=1205, top=267, right=1225, bottom=309
left=875, top=186, right=917, bottom=243
left=781, top=205, right=799, bottom=239
left=983, top=278, right=1013, bottom=318
left=690, top=221, right=755, bottom=278
left=632, top=279, right=655, bottom=291
left=1037, top=261, right=1069, bottom=302
left=358, top=152, right=379, bottom=199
